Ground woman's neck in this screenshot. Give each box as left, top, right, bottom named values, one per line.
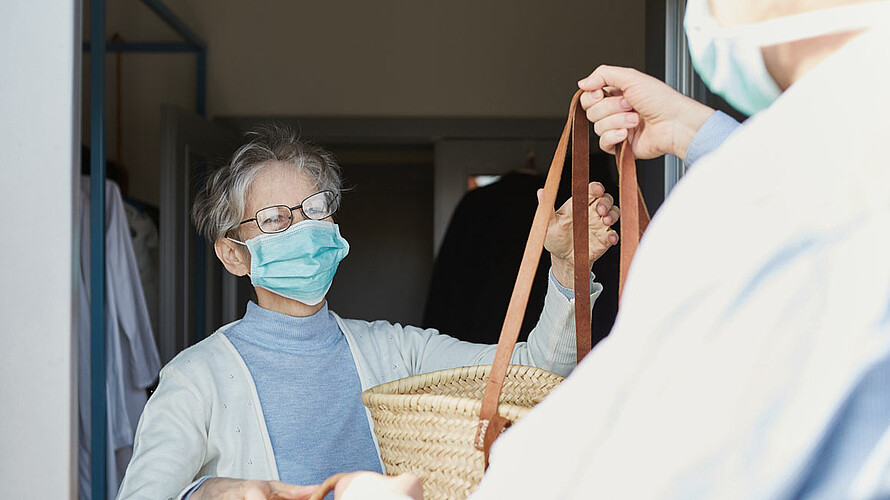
left=255, top=287, right=326, bottom=317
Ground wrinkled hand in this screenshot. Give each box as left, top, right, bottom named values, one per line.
left=540, top=181, right=619, bottom=289
left=334, top=472, right=423, bottom=500
left=192, top=477, right=320, bottom=500
left=578, top=65, right=715, bottom=160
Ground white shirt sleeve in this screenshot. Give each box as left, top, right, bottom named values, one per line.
left=116, top=366, right=209, bottom=500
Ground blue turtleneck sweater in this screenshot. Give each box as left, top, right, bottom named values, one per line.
left=222, top=301, right=382, bottom=486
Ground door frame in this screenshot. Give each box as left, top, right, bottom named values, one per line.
left=159, top=105, right=241, bottom=363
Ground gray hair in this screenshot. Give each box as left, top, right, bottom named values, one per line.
left=192, top=123, right=343, bottom=242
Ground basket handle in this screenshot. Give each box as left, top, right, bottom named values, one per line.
left=616, top=142, right=651, bottom=298
left=475, top=90, right=649, bottom=466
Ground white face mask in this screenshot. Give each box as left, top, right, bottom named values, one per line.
left=685, top=0, right=890, bottom=116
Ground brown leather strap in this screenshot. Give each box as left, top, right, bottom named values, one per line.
left=475, top=413, right=511, bottom=461
left=616, top=142, right=650, bottom=300
left=572, top=100, right=592, bottom=363
left=475, top=90, right=594, bottom=467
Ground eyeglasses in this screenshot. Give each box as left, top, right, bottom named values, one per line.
left=237, top=190, right=340, bottom=234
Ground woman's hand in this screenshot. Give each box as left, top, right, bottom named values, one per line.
left=578, top=65, right=715, bottom=161
left=542, top=181, right=619, bottom=289
left=192, top=478, right=320, bottom=500
left=334, top=472, right=422, bottom=500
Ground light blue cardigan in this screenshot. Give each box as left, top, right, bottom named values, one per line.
left=116, top=276, right=599, bottom=500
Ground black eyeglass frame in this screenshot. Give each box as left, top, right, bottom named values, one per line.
left=236, top=190, right=340, bottom=234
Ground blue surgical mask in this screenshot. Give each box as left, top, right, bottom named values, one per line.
left=684, top=0, right=890, bottom=116
left=230, top=219, right=350, bottom=305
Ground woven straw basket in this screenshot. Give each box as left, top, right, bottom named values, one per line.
left=362, top=364, right=563, bottom=500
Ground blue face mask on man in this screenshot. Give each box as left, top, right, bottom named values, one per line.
left=230, top=219, right=350, bottom=306
left=684, top=0, right=889, bottom=116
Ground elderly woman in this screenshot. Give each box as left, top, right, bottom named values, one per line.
left=116, top=124, right=620, bottom=500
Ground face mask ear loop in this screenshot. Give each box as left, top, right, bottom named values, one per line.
left=224, top=236, right=253, bottom=278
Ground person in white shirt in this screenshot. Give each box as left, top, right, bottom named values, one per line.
left=333, top=0, right=890, bottom=498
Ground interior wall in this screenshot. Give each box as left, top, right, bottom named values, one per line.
left=327, top=148, right=435, bottom=326
left=0, top=0, right=79, bottom=497
left=82, top=0, right=646, bottom=206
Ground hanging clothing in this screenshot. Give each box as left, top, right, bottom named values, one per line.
left=423, top=172, right=550, bottom=344
left=78, top=177, right=161, bottom=500
left=123, top=201, right=160, bottom=339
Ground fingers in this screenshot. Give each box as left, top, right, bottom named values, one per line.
left=587, top=192, right=616, bottom=237
left=558, top=182, right=606, bottom=216
left=587, top=181, right=605, bottom=201
left=579, top=85, right=622, bottom=102
left=588, top=192, right=619, bottom=249
left=600, top=128, right=628, bottom=154
left=580, top=91, right=637, bottom=156
left=578, top=64, right=645, bottom=92
left=244, top=484, right=270, bottom=500
left=593, top=111, right=639, bottom=137
left=593, top=192, right=614, bottom=217
left=545, top=182, right=620, bottom=264
left=269, top=481, right=321, bottom=500
left=587, top=198, right=620, bottom=253
left=603, top=205, right=620, bottom=226
left=390, top=474, right=423, bottom=500
left=331, top=473, right=422, bottom=500
left=579, top=89, right=601, bottom=109
left=546, top=184, right=607, bottom=210
left=584, top=95, right=633, bottom=123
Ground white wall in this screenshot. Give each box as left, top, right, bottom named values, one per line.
left=83, top=0, right=646, bottom=206
left=0, top=1, right=79, bottom=498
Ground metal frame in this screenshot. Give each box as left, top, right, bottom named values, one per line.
left=88, top=2, right=106, bottom=498
left=86, top=1, right=205, bottom=498
left=664, top=0, right=708, bottom=196
left=664, top=0, right=691, bottom=195
left=84, top=1, right=206, bottom=116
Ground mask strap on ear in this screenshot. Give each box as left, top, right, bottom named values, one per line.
left=224, top=236, right=252, bottom=278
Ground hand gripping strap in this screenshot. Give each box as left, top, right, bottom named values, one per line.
left=475, top=91, right=650, bottom=468
left=475, top=91, right=587, bottom=466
